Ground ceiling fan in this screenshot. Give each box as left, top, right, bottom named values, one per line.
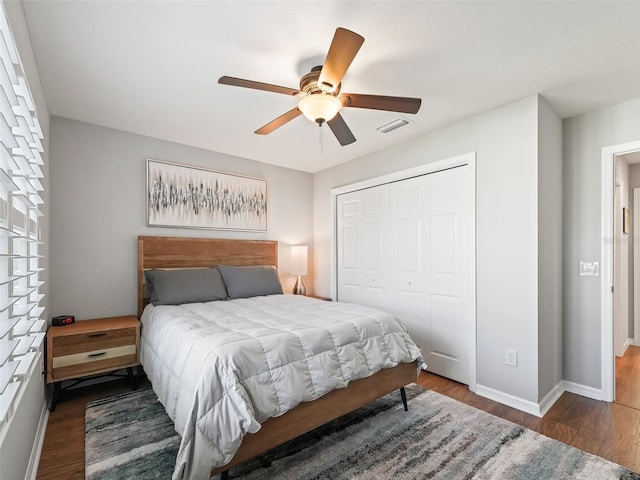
left=218, top=27, right=422, bottom=146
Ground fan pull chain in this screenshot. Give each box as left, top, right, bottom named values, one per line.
left=319, top=124, right=324, bottom=154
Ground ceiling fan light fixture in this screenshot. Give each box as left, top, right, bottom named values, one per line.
left=298, top=94, right=342, bottom=124
left=219, top=28, right=421, bottom=146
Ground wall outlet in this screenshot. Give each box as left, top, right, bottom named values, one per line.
left=505, top=348, right=517, bottom=367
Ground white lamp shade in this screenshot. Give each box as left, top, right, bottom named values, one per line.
left=290, top=245, right=308, bottom=275
left=297, top=94, right=342, bottom=124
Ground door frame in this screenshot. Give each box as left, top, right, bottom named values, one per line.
left=634, top=188, right=640, bottom=346
left=614, top=184, right=624, bottom=358
left=601, top=140, right=640, bottom=402
left=330, top=152, right=477, bottom=392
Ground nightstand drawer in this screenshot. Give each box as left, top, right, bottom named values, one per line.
left=52, top=344, right=137, bottom=368
left=52, top=327, right=137, bottom=356
left=51, top=351, right=138, bottom=381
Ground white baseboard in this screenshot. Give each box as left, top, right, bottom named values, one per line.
left=538, top=381, right=565, bottom=417
left=623, top=338, right=633, bottom=355
left=26, top=400, right=49, bottom=480
left=562, top=380, right=603, bottom=401
left=475, top=379, right=597, bottom=418
left=475, top=384, right=544, bottom=417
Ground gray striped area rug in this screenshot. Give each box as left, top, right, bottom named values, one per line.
left=85, top=385, right=640, bottom=480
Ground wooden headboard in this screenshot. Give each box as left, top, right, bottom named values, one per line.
left=137, top=236, right=278, bottom=317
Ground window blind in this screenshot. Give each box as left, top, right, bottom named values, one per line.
left=0, top=1, right=46, bottom=439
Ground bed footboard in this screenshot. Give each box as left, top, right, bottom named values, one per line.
left=211, top=360, right=419, bottom=476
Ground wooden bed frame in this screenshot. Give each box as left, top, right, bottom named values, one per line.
left=137, top=235, right=279, bottom=318
left=137, top=235, right=419, bottom=476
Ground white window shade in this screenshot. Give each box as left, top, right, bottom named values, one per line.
left=0, top=0, right=46, bottom=438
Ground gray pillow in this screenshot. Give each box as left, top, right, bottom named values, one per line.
left=144, top=268, right=228, bottom=306
left=217, top=265, right=283, bottom=299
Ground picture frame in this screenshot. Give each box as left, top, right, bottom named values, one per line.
left=146, top=158, right=267, bottom=231
left=623, top=207, right=630, bottom=234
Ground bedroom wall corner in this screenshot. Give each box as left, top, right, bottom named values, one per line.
left=536, top=95, right=563, bottom=402
left=49, top=117, right=313, bottom=319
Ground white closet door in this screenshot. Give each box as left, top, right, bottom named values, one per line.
left=419, top=167, right=471, bottom=384
left=336, top=184, right=390, bottom=310
left=388, top=176, right=428, bottom=352
left=337, top=165, right=472, bottom=385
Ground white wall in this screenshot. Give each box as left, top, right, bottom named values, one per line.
left=314, top=95, right=543, bottom=403
left=563, top=96, right=640, bottom=389
left=50, top=117, right=313, bottom=319
left=537, top=96, right=563, bottom=401
left=1, top=2, right=50, bottom=479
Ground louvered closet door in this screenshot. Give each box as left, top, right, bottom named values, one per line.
left=337, top=165, right=472, bottom=385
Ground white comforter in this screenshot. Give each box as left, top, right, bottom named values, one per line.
left=139, top=294, right=424, bottom=480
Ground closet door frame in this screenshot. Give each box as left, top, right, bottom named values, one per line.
left=330, top=152, right=477, bottom=392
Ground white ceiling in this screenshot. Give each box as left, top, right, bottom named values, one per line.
left=19, top=1, right=640, bottom=173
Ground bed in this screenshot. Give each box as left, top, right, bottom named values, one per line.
left=137, top=235, right=424, bottom=480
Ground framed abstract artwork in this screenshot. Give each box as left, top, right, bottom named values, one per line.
left=146, top=159, right=267, bottom=231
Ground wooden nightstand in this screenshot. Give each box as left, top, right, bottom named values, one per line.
left=46, top=315, right=140, bottom=411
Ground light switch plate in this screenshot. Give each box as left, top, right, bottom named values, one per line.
left=579, top=261, right=600, bottom=276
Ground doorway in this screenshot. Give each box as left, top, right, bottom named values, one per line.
left=614, top=152, right=640, bottom=409
left=603, top=142, right=640, bottom=407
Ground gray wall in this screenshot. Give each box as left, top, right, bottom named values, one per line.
left=313, top=95, right=549, bottom=403
left=563, top=96, right=640, bottom=388
left=50, top=117, right=313, bottom=320
left=1, top=2, right=50, bottom=480
left=537, top=96, right=563, bottom=400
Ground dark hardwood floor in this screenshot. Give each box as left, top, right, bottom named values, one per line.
left=416, top=373, right=640, bottom=473
left=36, top=376, right=151, bottom=480
left=36, top=368, right=640, bottom=479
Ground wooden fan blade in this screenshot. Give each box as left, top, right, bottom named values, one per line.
left=219, top=76, right=301, bottom=96
left=317, top=28, right=364, bottom=93
left=327, top=113, right=356, bottom=146
left=255, top=107, right=302, bottom=135
left=340, top=93, right=421, bottom=114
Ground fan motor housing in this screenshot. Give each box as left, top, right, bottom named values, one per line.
left=300, top=66, right=341, bottom=95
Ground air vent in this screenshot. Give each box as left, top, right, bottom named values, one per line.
left=377, top=117, right=411, bottom=134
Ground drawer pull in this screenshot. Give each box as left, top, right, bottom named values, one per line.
left=87, top=333, right=107, bottom=338
left=87, top=352, right=107, bottom=358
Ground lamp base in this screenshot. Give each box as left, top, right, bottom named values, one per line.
left=293, top=275, right=307, bottom=295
